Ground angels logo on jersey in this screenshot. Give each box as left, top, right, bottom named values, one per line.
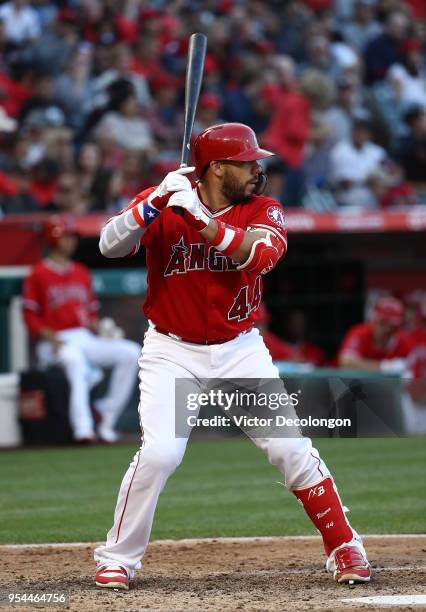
left=267, top=206, right=286, bottom=229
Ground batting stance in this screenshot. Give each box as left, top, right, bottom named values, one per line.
left=95, top=123, right=371, bottom=589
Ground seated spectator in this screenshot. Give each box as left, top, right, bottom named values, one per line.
left=397, top=105, right=426, bottom=184
left=54, top=44, right=95, bottom=130
left=342, top=0, right=382, bottom=52
left=19, top=73, right=68, bottom=128
left=323, top=75, right=370, bottom=145
left=329, top=115, right=387, bottom=208
left=364, top=10, right=408, bottom=84
left=22, top=215, right=141, bottom=443
left=76, top=142, right=112, bottom=211
left=338, top=296, right=411, bottom=372
left=46, top=171, right=88, bottom=215
left=1, top=165, right=37, bottom=214
left=28, top=157, right=59, bottom=207
left=94, top=90, right=154, bottom=153
left=387, top=39, right=426, bottom=112
left=0, top=0, right=40, bottom=48
left=367, top=162, right=417, bottom=208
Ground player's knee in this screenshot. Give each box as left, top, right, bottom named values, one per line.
left=142, top=443, right=183, bottom=476
left=58, top=344, right=85, bottom=370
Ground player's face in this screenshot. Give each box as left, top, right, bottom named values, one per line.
left=56, top=233, right=78, bottom=258
left=220, top=160, right=263, bottom=204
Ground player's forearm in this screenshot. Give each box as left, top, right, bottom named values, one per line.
left=338, top=354, right=380, bottom=371
left=200, top=220, right=266, bottom=264
left=99, top=202, right=159, bottom=258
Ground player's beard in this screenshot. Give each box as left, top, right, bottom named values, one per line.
left=221, top=169, right=254, bottom=204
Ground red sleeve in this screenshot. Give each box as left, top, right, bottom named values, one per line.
left=22, top=269, right=45, bottom=337
left=338, top=325, right=365, bottom=359
left=80, top=265, right=100, bottom=322
left=246, top=197, right=288, bottom=254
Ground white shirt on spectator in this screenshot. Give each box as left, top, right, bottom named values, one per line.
left=330, top=139, right=386, bottom=208
left=330, top=139, right=386, bottom=183
left=94, top=112, right=153, bottom=151
left=387, top=64, right=426, bottom=110
left=0, top=1, right=40, bottom=44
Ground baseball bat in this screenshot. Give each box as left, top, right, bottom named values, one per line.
left=173, top=32, right=207, bottom=215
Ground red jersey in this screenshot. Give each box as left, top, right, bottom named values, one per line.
left=22, top=259, right=99, bottom=337
left=262, top=332, right=296, bottom=361
left=119, top=188, right=287, bottom=343
left=338, top=322, right=411, bottom=362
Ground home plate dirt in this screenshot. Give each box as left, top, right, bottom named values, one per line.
left=2, top=536, right=426, bottom=611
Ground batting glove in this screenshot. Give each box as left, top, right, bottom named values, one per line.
left=167, top=190, right=211, bottom=230
left=149, top=167, right=195, bottom=210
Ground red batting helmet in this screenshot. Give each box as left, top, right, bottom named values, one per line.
left=44, top=215, right=78, bottom=248
left=372, top=296, right=404, bottom=327
left=193, top=123, right=275, bottom=177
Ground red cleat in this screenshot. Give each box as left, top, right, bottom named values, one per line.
left=95, top=565, right=129, bottom=590
left=333, top=545, right=371, bottom=584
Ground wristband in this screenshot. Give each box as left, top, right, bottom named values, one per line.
left=210, top=220, right=245, bottom=256
left=132, top=199, right=161, bottom=228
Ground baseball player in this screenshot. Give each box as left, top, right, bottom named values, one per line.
left=22, top=215, right=141, bottom=443
left=338, top=296, right=411, bottom=372
left=95, top=123, right=371, bottom=589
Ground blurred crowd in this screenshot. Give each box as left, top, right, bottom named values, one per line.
left=0, top=0, right=425, bottom=217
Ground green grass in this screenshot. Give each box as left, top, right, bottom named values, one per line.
left=0, top=437, right=425, bottom=544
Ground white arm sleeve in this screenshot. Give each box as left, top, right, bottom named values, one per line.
left=99, top=206, right=145, bottom=259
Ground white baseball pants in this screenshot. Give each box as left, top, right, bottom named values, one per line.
left=95, top=326, right=330, bottom=573
left=36, top=327, right=141, bottom=439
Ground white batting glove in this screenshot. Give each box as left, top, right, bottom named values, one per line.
left=148, top=166, right=195, bottom=210
left=167, top=189, right=211, bottom=230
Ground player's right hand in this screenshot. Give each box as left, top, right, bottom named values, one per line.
left=148, top=167, right=195, bottom=210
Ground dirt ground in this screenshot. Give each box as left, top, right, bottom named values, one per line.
left=2, top=536, right=426, bottom=611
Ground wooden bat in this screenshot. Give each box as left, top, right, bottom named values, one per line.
left=173, top=32, right=207, bottom=214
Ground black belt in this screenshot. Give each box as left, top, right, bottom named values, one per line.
left=154, top=326, right=253, bottom=346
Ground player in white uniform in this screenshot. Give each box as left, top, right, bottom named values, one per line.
left=94, top=124, right=371, bottom=589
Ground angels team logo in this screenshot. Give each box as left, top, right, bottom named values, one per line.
left=267, top=206, right=286, bottom=228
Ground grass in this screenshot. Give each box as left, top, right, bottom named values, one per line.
left=0, top=437, right=425, bottom=544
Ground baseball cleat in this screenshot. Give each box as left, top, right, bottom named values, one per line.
left=333, top=545, right=371, bottom=584
left=95, top=565, right=130, bottom=590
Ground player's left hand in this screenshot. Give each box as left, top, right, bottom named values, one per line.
left=148, top=167, right=195, bottom=211
left=167, top=190, right=211, bottom=230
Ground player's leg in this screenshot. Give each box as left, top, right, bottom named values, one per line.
left=37, top=337, right=95, bottom=440
left=78, top=333, right=141, bottom=441
left=216, top=329, right=370, bottom=583
left=94, top=331, right=200, bottom=586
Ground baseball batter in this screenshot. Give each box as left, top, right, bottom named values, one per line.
left=94, top=123, right=371, bottom=589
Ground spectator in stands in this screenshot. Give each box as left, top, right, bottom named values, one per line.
left=397, top=105, right=426, bottom=184
left=22, top=215, right=141, bottom=443
left=338, top=296, right=411, bottom=372
left=329, top=114, right=387, bottom=207
left=0, top=0, right=40, bottom=47
left=367, top=161, right=417, bottom=208
left=94, top=89, right=153, bottom=153
left=54, top=44, right=95, bottom=130
left=387, top=39, right=426, bottom=111
left=76, top=142, right=112, bottom=211
left=342, top=0, right=382, bottom=52
left=47, top=171, right=88, bottom=215
left=364, top=10, right=408, bottom=84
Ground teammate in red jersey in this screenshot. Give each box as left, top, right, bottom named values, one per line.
left=22, top=215, right=141, bottom=443
left=94, top=123, right=371, bottom=590
left=338, top=296, right=411, bottom=373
